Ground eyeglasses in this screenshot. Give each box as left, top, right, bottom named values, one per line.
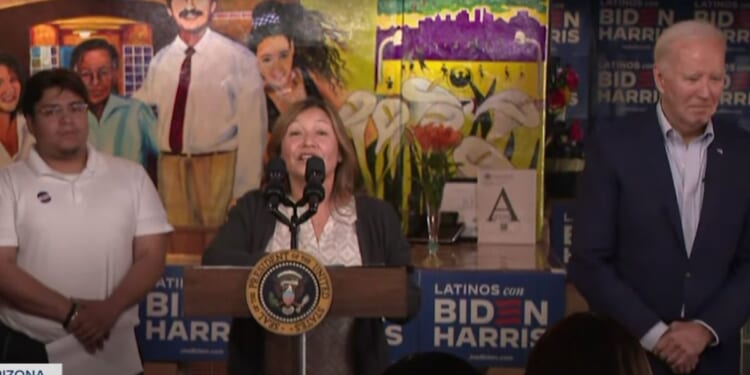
left=36, top=102, right=89, bottom=119
left=78, top=68, right=113, bottom=83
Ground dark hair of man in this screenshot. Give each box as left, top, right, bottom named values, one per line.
left=70, top=39, right=119, bottom=69
left=0, top=51, right=23, bottom=84
left=525, top=312, right=652, bottom=375
left=21, top=69, right=89, bottom=118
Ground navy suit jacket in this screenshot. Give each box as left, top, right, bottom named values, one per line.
left=568, top=108, right=750, bottom=375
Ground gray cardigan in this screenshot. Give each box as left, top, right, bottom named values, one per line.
left=203, top=189, right=420, bottom=375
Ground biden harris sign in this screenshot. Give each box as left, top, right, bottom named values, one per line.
left=136, top=266, right=231, bottom=361
left=136, top=266, right=565, bottom=367
left=417, top=269, right=565, bottom=367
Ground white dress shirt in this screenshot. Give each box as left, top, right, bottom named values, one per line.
left=640, top=103, right=719, bottom=351
left=134, top=28, right=267, bottom=198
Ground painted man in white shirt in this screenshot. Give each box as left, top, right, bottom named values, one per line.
left=0, top=69, right=172, bottom=373
left=134, top=0, right=267, bottom=227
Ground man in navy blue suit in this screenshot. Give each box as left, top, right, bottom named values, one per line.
left=569, top=20, right=750, bottom=375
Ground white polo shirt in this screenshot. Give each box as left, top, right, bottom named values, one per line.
left=0, top=145, right=173, bottom=343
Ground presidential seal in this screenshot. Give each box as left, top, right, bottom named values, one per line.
left=246, top=249, right=333, bottom=335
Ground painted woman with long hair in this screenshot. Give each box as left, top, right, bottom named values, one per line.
left=248, top=0, right=348, bottom=131
left=0, top=51, right=33, bottom=166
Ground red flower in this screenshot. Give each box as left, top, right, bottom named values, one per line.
left=569, top=119, right=584, bottom=141
left=565, top=68, right=579, bottom=91
left=547, top=62, right=579, bottom=112
left=548, top=89, right=567, bottom=110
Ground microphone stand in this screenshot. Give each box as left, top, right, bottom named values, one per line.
left=266, top=190, right=320, bottom=375
left=268, top=194, right=299, bottom=248
left=269, top=196, right=319, bottom=250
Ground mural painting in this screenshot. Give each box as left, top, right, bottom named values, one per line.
left=1, top=0, right=548, bottom=235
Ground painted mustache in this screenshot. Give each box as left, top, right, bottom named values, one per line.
left=179, top=8, right=203, bottom=18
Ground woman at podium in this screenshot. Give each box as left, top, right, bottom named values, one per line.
left=203, top=98, right=420, bottom=375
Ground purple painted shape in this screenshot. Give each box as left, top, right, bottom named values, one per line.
left=376, top=8, right=547, bottom=63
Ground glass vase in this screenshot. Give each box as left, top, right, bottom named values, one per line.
left=421, top=192, right=442, bottom=267
left=426, top=201, right=441, bottom=255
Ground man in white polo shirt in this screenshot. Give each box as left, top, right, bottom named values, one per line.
left=0, top=69, right=172, bottom=374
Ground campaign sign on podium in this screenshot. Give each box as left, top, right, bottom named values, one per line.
left=135, top=265, right=231, bottom=361
left=137, top=266, right=565, bottom=368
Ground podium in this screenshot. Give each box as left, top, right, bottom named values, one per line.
left=183, top=265, right=412, bottom=375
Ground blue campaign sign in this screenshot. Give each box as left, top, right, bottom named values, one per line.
left=134, top=266, right=567, bottom=367
left=593, top=0, right=689, bottom=122
left=136, top=265, right=231, bottom=361
left=549, top=0, right=591, bottom=56
left=416, top=269, right=565, bottom=368
left=549, top=0, right=592, bottom=122
left=549, top=201, right=574, bottom=267
left=692, top=1, right=750, bottom=54
left=691, top=2, right=750, bottom=126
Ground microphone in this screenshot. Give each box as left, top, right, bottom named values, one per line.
left=301, top=156, right=325, bottom=208
left=264, top=157, right=287, bottom=210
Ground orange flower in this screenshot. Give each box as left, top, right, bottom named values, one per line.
left=411, top=123, right=462, bottom=153
left=408, top=123, right=462, bottom=214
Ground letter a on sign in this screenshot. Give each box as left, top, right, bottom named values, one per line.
left=477, top=168, right=536, bottom=244
left=487, top=188, right=518, bottom=222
